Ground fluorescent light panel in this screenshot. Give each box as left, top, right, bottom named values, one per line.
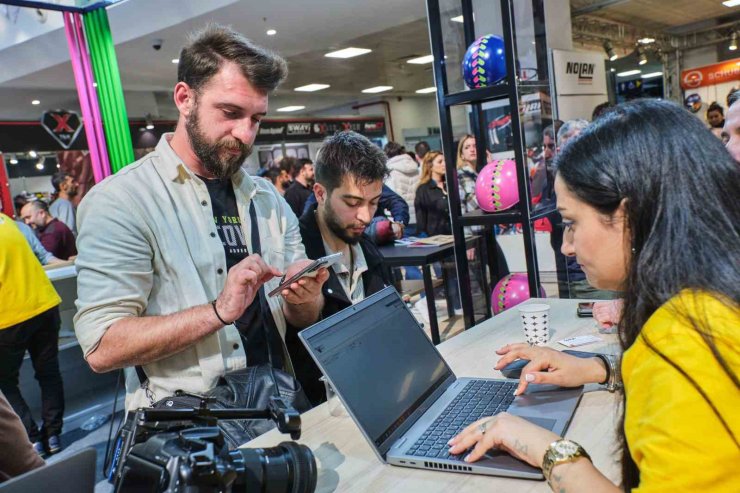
left=617, top=69, right=641, bottom=77
left=451, top=15, right=464, bottom=23
left=325, top=47, right=371, bottom=58
left=171, top=58, right=179, bottom=64
left=722, top=0, right=740, bottom=7
left=416, top=87, right=437, bottom=94
left=276, top=106, right=305, bottom=112
left=266, top=29, right=277, bottom=36
left=31, top=100, right=40, bottom=105
left=361, top=86, right=393, bottom=93
left=638, top=37, right=655, bottom=44
left=407, top=55, right=434, bottom=64
left=294, top=84, right=330, bottom=92
left=641, top=72, right=663, bottom=79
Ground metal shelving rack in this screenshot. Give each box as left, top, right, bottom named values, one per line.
left=426, top=0, right=552, bottom=329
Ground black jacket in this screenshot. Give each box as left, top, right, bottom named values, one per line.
left=286, top=204, right=392, bottom=404
left=414, top=180, right=451, bottom=236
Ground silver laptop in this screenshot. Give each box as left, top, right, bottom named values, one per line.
left=299, top=286, right=583, bottom=479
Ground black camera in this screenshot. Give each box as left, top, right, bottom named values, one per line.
left=110, top=395, right=317, bottom=493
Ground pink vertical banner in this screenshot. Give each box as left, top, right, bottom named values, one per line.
left=63, top=12, right=110, bottom=182
left=74, top=12, right=111, bottom=180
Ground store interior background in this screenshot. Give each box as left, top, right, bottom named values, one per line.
left=0, top=1, right=738, bottom=480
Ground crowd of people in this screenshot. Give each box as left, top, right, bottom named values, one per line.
left=0, top=23, right=738, bottom=493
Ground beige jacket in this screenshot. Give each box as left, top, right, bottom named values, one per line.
left=74, top=135, right=306, bottom=411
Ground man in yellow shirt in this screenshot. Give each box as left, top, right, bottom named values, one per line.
left=0, top=213, right=65, bottom=457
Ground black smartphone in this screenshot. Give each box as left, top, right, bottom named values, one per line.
left=500, top=350, right=600, bottom=379
left=268, top=252, right=343, bottom=297
left=577, top=302, right=594, bottom=318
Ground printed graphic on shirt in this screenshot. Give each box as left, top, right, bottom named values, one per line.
left=213, top=214, right=249, bottom=256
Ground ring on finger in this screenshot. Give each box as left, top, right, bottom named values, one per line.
left=478, top=422, right=487, bottom=435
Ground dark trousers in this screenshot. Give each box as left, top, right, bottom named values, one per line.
left=0, top=307, right=64, bottom=443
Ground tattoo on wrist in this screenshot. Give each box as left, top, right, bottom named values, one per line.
left=513, top=438, right=528, bottom=455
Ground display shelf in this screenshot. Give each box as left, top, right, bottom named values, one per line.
left=444, top=84, right=510, bottom=106
left=427, top=0, right=551, bottom=330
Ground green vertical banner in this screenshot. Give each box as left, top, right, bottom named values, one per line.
left=83, top=8, right=134, bottom=173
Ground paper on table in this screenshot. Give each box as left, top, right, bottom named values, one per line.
left=558, top=334, right=603, bottom=347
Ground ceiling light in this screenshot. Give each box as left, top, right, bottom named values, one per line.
left=29, top=150, right=37, bottom=158
left=361, top=86, right=393, bottom=93
left=730, top=32, right=738, bottom=51
left=35, top=162, right=44, bottom=170
left=294, top=84, right=330, bottom=92
left=617, top=69, right=641, bottom=77
left=636, top=45, right=647, bottom=65
left=277, top=106, right=306, bottom=112
left=407, top=55, right=434, bottom=64
left=638, top=37, right=655, bottom=44
left=325, top=47, right=371, bottom=59
left=266, top=29, right=277, bottom=36
left=171, top=58, right=179, bottom=64
left=610, top=68, right=616, bottom=72
left=145, top=113, right=154, bottom=130
left=56, top=164, right=61, bottom=168
left=450, top=15, right=464, bottom=23
left=9, top=157, right=18, bottom=165
left=722, top=0, right=740, bottom=6
left=415, top=87, right=437, bottom=94
left=93, top=82, right=97, bottom=87
left=31, top=100, right=40, bottom=105
left=641, top=71, right=663, bottom=79
left=603, top=40, right=617, bottom=61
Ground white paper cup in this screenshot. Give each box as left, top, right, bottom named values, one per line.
left=518, top=303, right=551, bottom=346
left=319, top=376, right=347, bottom=417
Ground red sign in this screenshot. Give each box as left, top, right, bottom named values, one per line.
left=680, top=59, right=740, bottom=90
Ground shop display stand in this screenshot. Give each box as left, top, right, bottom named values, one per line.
left=426, top=0, right=553, bottom=329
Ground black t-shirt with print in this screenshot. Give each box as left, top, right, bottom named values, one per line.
left=201, top=177, right=281, bottom=368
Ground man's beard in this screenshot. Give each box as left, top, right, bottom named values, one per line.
left=323, top=199, right=367, bottom=246
left=186, top=104, right=252, bottom=179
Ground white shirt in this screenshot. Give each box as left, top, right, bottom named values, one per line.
left=74, top=134, right=306, bottom=410
left=322, top=240, right=368, bottom=304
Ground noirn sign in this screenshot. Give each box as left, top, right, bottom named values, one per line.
left=565, top=62, right=595, bottom=84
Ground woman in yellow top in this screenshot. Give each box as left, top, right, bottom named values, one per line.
left=448, top=99, right=739, bottom=492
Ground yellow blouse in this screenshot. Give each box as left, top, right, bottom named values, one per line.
left=622, top=291, right=739, bottom=493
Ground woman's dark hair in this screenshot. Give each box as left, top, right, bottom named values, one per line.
left=315, top=131, right=388, bottom=194
left=554, top=99, right=740, bottom=489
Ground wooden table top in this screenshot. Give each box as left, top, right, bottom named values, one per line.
left=246, top=298, right=622, bottom=492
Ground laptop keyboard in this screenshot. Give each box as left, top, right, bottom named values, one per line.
left=405, top=380, right=517, bottom=460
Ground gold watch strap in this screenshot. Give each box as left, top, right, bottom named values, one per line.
left=542, top=439, right=591, bottom=483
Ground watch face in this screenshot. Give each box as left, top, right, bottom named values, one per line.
left=554, top=440, right=579, bottom=457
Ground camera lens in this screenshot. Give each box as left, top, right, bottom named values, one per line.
left=232, top=441, right=317, bottom=493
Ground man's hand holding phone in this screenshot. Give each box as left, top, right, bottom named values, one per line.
left=215, top=254, right=282, bottom=323
left=278, top=258, right=330, bottom=305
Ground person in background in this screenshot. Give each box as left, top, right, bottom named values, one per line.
left=591, top=101, right=614, bottom=121
left=383, top=141, right=419, bottom=225
left=289, top=131, right=392, bottom=404
left=414, top=140, right=430, bottom=166
left=19, top=200, right=77, bottom=261
left=49, top=172, right=78, bottom=235
left=0, top=213, right=65, bottom=457
left=450, top=100, right=739, bottom=493
left=264, top=166, right=291, bottom=195
left=706, top=102, right=725, bottom=139
left=0, top=390, right=45, bottom=482
left=15, top=221, right=61, bottom=266
left=284, top=157, right=314, bottom=217
left=721, top=89, right=739, bottom=163
left=415, top=151, right=460, bottom=311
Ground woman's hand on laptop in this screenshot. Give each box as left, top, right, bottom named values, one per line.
left=448, top=412, right=559, bottom=467
left=494, top=344, right=607, bottom=396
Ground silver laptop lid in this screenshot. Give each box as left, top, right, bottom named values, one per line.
left=299, top=287, right=457, bottom=459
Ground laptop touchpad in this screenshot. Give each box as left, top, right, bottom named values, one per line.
left=519, top=416, right=558, bottom=431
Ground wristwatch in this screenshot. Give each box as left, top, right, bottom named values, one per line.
left=542, top=439, right=591, bottom=484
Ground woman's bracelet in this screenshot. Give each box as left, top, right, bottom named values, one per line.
left=595, top=354, right=622, bottom=392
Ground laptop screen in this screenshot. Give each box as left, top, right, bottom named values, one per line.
left=301, top=288, right=453, bottom=450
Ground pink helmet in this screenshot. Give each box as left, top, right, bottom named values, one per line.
left=475, top=159, right=519, bottom=212
left=491, top=273, right=546, bottom=314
